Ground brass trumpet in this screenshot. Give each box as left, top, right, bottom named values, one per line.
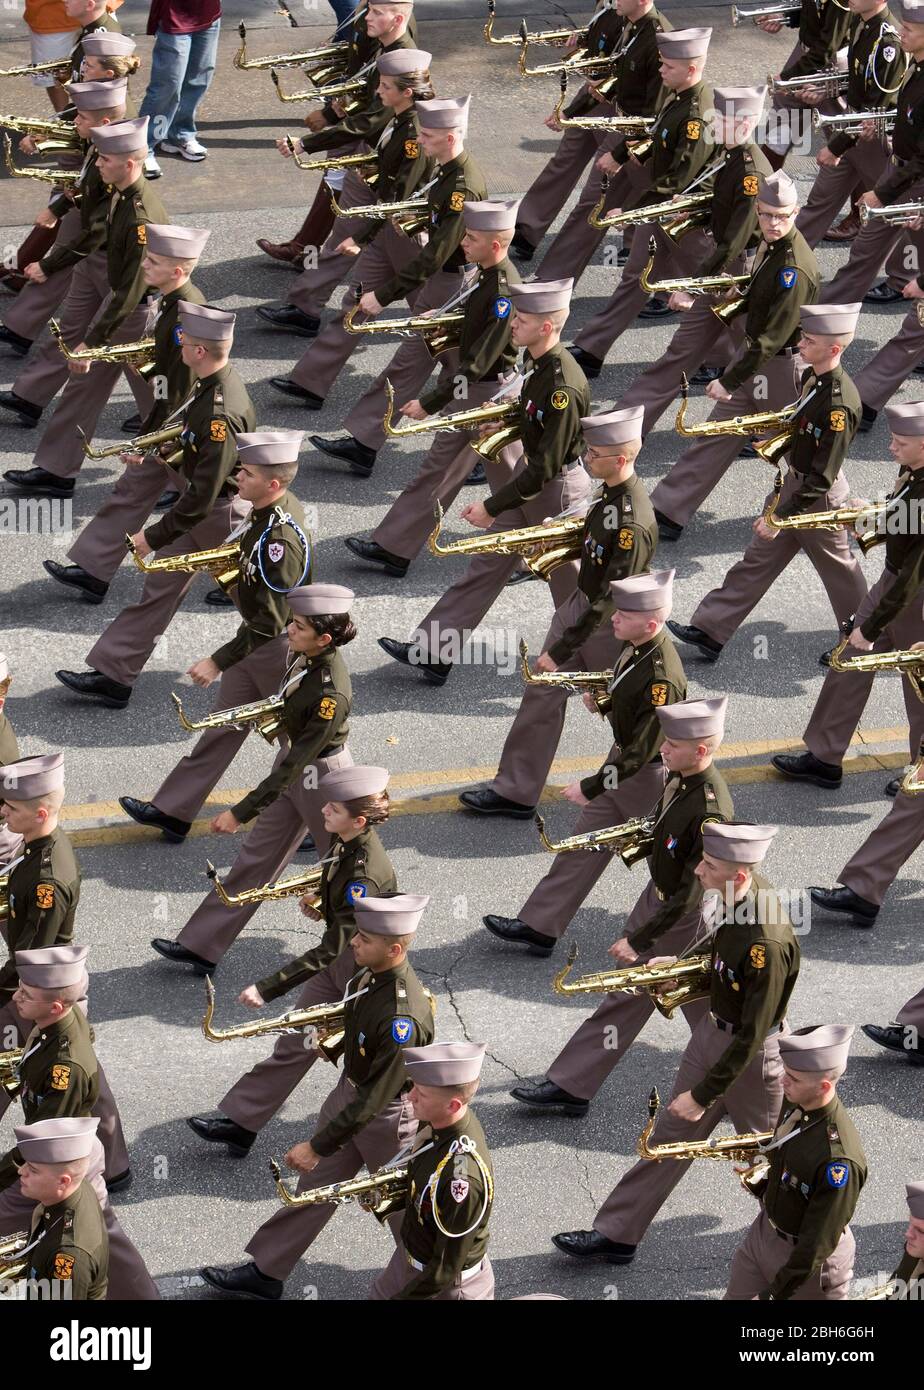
left=330, top=189, right=429, bottom=236
left=675, top=374, right=797, bottom=464
left=270, top=66, right=367, bottom=105
left=0, top=1045, right=24, bottom=1098
left=829, top=640, right=924, bottom=704
left=428, top=503, right=584, bottom=581
left=233, top=22, right=350, bottom=74
left=206, top=860, right=324, bottom=908
left=125, top=535, right=240, bottom=593
left=79, top=421, right=183, bottom=461
left=519, top=639, right=612, bottom=714
left=535, top=809, right=655, bottom=868
left=859, top=199, right=924, bottom=227
left=812, top=108, right=894, bottom=136
left=483, top=1, right=582, bottom=48
left=640, top=236, right=750, bottom=298
left=344, top=302, right=464, bottom=357
left=202, top=977, right=343, bottom=1059
left=284, top=136, right=377, bottom=178
left=270, top=1157, right=409, bottom=1221
left=554, top=945, right=710, bottom=1021
left=763, top=480, right=890, bottom=551
left=731, top=1, right=800, bottom=23
left=172, top=691, right=285, bottom=745
left=3, top=134, right=80, bottom=186
left=384, top=381, right=523, bottom=463
left=769, top=66, right=848, bottom=95
left=638, top=1088, right=772, bottom=1170
left=50, top=320, right=156, bottom=377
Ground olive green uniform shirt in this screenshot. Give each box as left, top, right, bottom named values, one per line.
left=887, top=1250, right=923, bottom=1299
left=776, top=364, right=861, bottom=518
left=40, top=151, right=108, bottom=277
left=0, top=710, right=20, bottom=765
left=26, top=1182, right=108, bottom=1300
left=84, top=175, right=169, bottom=349
left=720, top=229, right=820, bottom=392
left=625, top=79, right=714, bottom=205
left=700, top=142, right=773, bottom=278
left=418, top=257, right=520, bottom=415
left=306, top=30, right=420, bottom=152
left=858, top=469, right=924, bottom=640
left=605, top=6, right=673, bottom=157
left=876, top=60, right=924, bottom=209
left=139, top=280, right=207, bottom=433
left=0, top=829, right=79, bottom=998
left=211, top=494, right=311, bottom=672
left=827, top=8, right=903, bottom=157
left=783, top=0, right=856, bottom=78
left=352, top=105, right=435, bottom=248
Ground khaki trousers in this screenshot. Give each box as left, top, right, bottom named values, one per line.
left=536, top=157, right=652, bottom=284
left=724, top=1208, right=855, bottom=1300
left=4, top=206, right=82, bottom=341
left=853, top=301, right=924, bottom=411
left=839, top=789, right=924, bottom=907
left=370, top=1244, right=495, bottom=1300
left=67, top=453, right=178, bottom=584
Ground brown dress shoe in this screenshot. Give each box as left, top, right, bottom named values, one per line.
left=255, top=238, right=305, bottom=265
left=824, top=209, right=861, bottom=243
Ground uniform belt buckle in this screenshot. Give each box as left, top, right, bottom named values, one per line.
left=768, top=1217, right=799, bottom=1245
left=654, top=887, right=666, bottom=902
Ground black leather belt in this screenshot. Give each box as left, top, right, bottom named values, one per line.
left=775, top=346, right=797, bottom=358
left=318, top=744, right=342, bottom=760
left=712, top=1014, right=784, bottom=1036
left=767, top=1215, right=799, bottom=1245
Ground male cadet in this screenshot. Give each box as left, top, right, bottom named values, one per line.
left=614, top=86, right=773, bottom=426
left=1, top=118, right=168, bottom=499
left=724, top=1024, right=867, bottom=1300
left=0, top=946, right=158, bottom=1299
left=378, top=278, right=592, bottom=686
left=756, top=0, right=855, bottom=169
left=0, top=654, right=23, bottom=866
left=863, top=983, right=924, bottom=1064
left=200, top=893, right=435, bottom=1300
left=568, top=26, right=717, bottom=379
left=41, top=224, right=211, bottom=605
left=482, top=570, right=686, bottom=959
left=460, top=408, right=658, bottom=820
left=186, top=766, right=396, bottom=1157
left=511, top=696, right=733, bottom=1115
left=12, top=1117, right=108, bottom=1300
left=117, top=431, right=311, bottom=843
left=794, top=1, right=906, bottom=248
left=0, top=755, right=130, bottom=1187
left=342, top=198, right=521, bottom=577
left=648, top=169, right=817, bottom=541
left=553, top=823, right=798, bottom=1265
left=879, top=1181, right=924, bottom=1297
left=372, top=1041, right=494, bottom=1300
left=54, top=303, right=254, bottom=709
left=669, top=302, right=868, bottom=660
left=772, top=398, right=924, bottom=802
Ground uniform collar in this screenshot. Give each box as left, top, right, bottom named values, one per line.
left=24, top=832, right=55, bottom=856
left=670, top=761, right=714, bottom=792
left=813, top=365, right=842, bottom=385
left=795, top=1093, right=839, bottom=1121
left=602, top=471, right=637, bottom=500
left=306, top=648, right=335, bottom=672
left=440, top=152, right=466, bottom=176
left=368, top=962, right=406, bottom=986
left=38, top=1008, right=78, bottom=1045
left=632, top=628, right=667, bottom=659
left=162, top=282, right=193, bottom=309
left=529, top=342, right=564, bottom=371
left=251, top=497, right=287, bottom=524
left=432, top=1111, right=472, bottom=1142
left=195, top=363, right=232, bottom=392
left=116, top=175, right=144, bottom=202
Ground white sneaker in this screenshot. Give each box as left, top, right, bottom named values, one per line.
left=143, top=152, right=162, bottom=179
left=160, top=138, right=207, bottom=161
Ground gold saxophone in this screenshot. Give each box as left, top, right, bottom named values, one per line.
left=763, top=481, right=890, bottom=552
left=205, top=860, right=325, bottom=908
left=640, top=235, right=750, bottom=298
left=50, top=320, right=156, bottom=378
left=329, top=189, right=429, bottom=236
left=344, top=301, right=464, bottom=357
left=172, top=691, right=285, bottom=745
left=732, top=1, right=801, bottom=23
left=519, top=639, right=612, bottom=714
left=829, top=639, right=924, bottom=705
left=125, top=534, right=240, bottom=593
left=270, top=1157, right=409, bottom=1221
left=0, top=1046, right=24, bottom=1098
left=555, top=74, right=653, bottom=134
left=860, top=199, right=924, bottom=227
left=384, top=380, right=523, bottom=463
left=675, top=373, right=798, bottom=464
left=588, top=178, right=713, bottom=233
left=0, top=54, right=72, bottom=78
left=851, top=1275, right=903, bottom=1300
left=270, top=66, right=367, bottom=105
left=0, top=867, right=9, bottom=922
left=483, top=1, right=581, bottom=47
left=518, top=21, right=609, bottom=79
left=3, top=134, right=80, bottom=185
left=638, top=1088, right=772, bottom=1190
left=428, top=502, right=584, bottom=581
left=233, top=22, right=350, bottom=74
left=202, top=978, right=345, bottom=1059
left=554, top=944, right=711, bottom=1020
left=0, top=113, right=81, bottom=143
left=79, top=421, right=184, bottom=461
left=0, top=1231, right=29, bottom=1282
left=535, top=809, right=656, bottom=869
left=284, top=135, right=377, bottom=180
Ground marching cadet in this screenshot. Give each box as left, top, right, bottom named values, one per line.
left=863, top=983, right=924, bottom=1063
left=772, top=399, right=924, bottom=797
left=0, top=945, right=158, bottom=1299
left=378, top=277, right=591, bottom=685
left=1, top=117, right=168, bottom=496
left=151, top=585, right=356, bottom=974
left=649, top=168, right=817, bottom=540
left=12, top=1117, right=108, bottom=1300
left=511, top=696, right=733, bottom=1114
left=614, top=85, right=774, bottom=427
left=568, top=26, right=717, bottom=378
left=53, top=302, right=254, bottom=709
left=553, top=823, right=798, bottom=1266
left=371, top=1041, right=495, bottom=1300
left=669, top=302, right=868, bottom=659
left=757, top=0, right=855, bottom=168
left=482, top=570, right=686, bottom=957
left=880, top=1181, right=924, bottom=1298
left=117, top=431, right=311, bottom=843
left=794, top=1, right=905, bottom=248
left=342, top=198, right=521, bottom=576
left=306, top=95, right=488, bottom=474
left=200, top=893, right=435, bottom=1300
left=0, top=654, right=23, bottom=866
left=724, top=1024, right=867, bottom=1300
left=460, top=408, right=658, bottom=820
left=853, top=287, right=924, bottom=432
left=186, top=766, right=397, bottom=1157
left=41, top=224, right=211, bottom=605
left=64, top=0, right=125, bottom=82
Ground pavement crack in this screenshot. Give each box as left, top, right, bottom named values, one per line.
left=416, top=952, right=527, bottom=1082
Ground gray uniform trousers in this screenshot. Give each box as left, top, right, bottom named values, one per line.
left=649, top=352, right=800, bottom=527
left=517, top=118, right=610, bottom=250
left=67, top=453, right=175, bottom=584
left=853, top=300, right=924, bottom=410
left=896, top=982, right=924, bottom=1031
left=85, top=494, right=251, bottom=688
left=244, top=1070, right=416, bottom=1281
left=546, top=882, right=710, bottom=1099
left=724, top=1208, right=855, bottom=1300
left=289, top=168, right=380, bottom=318
left=371, top=1244, right=495, bottom=1300
left=0, top=996, right=129, bottom=1182
left=3, top=206, right=82, bottom=340
left=290, top=221, right=422, bottom=397
left=153, top=634, right=290, bottom=824
left=490, top=589, right=622, bottom=806
left=175, top=745, right=354, bottom=965
left=220, top=947, right=357, bottom=1132
left=804, top=573, right=924, bottom=766
left=839, top=788, right=924, bottom=906
left=795, top=137, right=890, bottom=248
left=689, top=470, right=869, bottom=645
left=536, top=157, right=652, bottom=284
left=411, top=463, right=593, bottom=664
left=820, top=174, right=924, bottom=302
left=594, top=1013, right=787, bottom=1245
left=0, top=1135, right=159, bottom=1299
left=518, top=761, right=666, bottom=939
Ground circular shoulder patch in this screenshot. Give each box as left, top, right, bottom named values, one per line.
left=778, top=267, right=798, bottom=290
left=391, top=1017, right=413, bottom=1044
left=173, top=324, right=184, bottom=345
left=550, top=389, right=569, bottom=410
left=825, top=1160, right=849, bottom=1189
left=493, top=296, right=511, bottom=319
left=346, top=880, right=367, bottom=903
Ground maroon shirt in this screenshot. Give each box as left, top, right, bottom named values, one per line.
left=147, top=0, right=220, bottom=34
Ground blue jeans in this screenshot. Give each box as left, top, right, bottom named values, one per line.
left=328, top=0, right=356, bottom=31
left=139, top=20, right=221, bottom=148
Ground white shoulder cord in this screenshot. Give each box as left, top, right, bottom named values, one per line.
left=428, top=1134, right=493, bottom=1239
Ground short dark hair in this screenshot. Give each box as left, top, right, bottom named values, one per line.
left=343, top=789, right=390, bottom=825
left=308, top=612, right=357, bottom=647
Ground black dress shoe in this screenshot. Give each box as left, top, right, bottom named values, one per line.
left=0, top=325, right=32, bottom=355
left=818, top=645, right=837, bottom=669
left=666, top=621, right=723, bottom=660
left=377, top=636, right=452, bottom=685
left=464, top=460, right=486, bottom=486
left=654, top=508, right=683, bottom=541
left=119, top=796, right=191, bottom=843
left=483, top=915, right=555, bottom=956
left=510, top=232, right=535, bottom=261
left=55, top=669, right=131, bottom=708
left=552, top=1229, right=636, bottom=1263
left=106, top=1168, right=132, bottom=1194
left=862, top=1022, right=924, bottom=1065
left=200, top=1262, right=282, bottom=1301
left=121, top=413, right=143, bottom=433
left=459, top=788, right=536, bottom=818
left=568, top=346, right=603, bottom=379
left=689, top=364, right=724, bottom=385
left=150, top=938, right=216, bottom=974
left=884, top=774, right=902, bottom=798
left=863, top=280, right=904, bottom=304
left=809, top=885, right=878, bottom=925
left=204, top=586, right=235, bottom=606
left=771, top=751, right=842, bottom=788
left=510, top=1079, right=589, bottom=1116
left=310, top=433, right=377, bottom=476
left=857, top=404, right=877, bottom=434
left=256, top=304, right=320, bottom=336
left=638, top=296, right=675, bottom=319
left=343, top=536, right=409, bottom=577
left=154, top=489, right=180, bottom=510
left=738, top=442, right=758, bottom=458
left=616, top=246, right=630, bottom=266
left=0, top=390, right=41, bottom=425
left=506, top=564, right=538, bottom=586
left=42, top=560, right=108, bottom=603
left=268, top=376, right=323, bottom=408
left=187, top=1114, right=257, bottom=1156
left=5, top=467, right=72, bottom=496
left=295, top=831, right=316, bottom=854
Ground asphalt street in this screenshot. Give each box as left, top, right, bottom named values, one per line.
left=0, top=1, right=920, bottom=1304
